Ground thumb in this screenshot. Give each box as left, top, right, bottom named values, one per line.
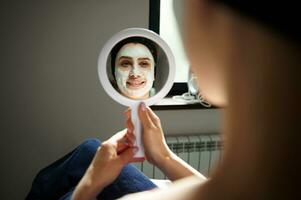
left=118, top=147, right=139, bottom=165
left=138, top=102, right=154, bottom=129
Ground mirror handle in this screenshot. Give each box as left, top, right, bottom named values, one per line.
left=131, top=103, right=145, bottom=159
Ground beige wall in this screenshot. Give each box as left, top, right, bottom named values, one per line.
left=0, top=1, right=221, bottom=199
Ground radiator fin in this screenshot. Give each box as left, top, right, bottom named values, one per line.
left=133, top=134, right=223, bottom=179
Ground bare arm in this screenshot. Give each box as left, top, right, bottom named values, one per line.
left=118, top=176, right=206, bottom=200
left=156, top=150, right=206, bottom=181
left=135, top=103, right=207, bottom=181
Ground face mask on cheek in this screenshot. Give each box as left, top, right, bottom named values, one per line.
left=115, top=68, right=129, bottom=96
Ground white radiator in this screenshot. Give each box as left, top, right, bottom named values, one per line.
left=133, top=134, right=223, bottom=179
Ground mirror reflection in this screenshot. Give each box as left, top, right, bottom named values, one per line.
left=107, top=36, right=169, bottom=100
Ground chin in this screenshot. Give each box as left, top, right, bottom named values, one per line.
left=123, top=91, right=149, bottom=100
left=199, top=84, right=227, bottom=108
left=207, top=95, right=227, bottom=107
left=128, top=95, right=148, bottom=100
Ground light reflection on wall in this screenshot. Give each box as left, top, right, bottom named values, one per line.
left=160, top=0, right=189, bottom=83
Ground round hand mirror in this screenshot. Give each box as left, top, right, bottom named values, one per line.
left=98, top=28, right=175, bottom=159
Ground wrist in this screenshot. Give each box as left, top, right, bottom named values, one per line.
left=73, top=173, right=104, bottom=200
left=85, top=166, right=107, bottom=190
left=154, top=149, right=174, bottom=169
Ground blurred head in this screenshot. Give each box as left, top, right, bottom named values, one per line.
left=183, top=1, right=300, bottom=107
left=183, top=1, right=230, bottom=107
left=112, top=41, right=156, bottom=100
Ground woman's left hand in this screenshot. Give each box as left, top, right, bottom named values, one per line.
left=72, top=129, right=139, bottom=200
left=88, top=129, right=139, bottom=186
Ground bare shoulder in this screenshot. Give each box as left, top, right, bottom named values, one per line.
left=118, top=176, right=207, bottom=200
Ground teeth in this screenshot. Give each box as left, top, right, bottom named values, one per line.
left=127, top=81, right=145, bottom=87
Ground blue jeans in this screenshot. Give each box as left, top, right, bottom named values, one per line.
left=26, top=139, right=157, bottom=200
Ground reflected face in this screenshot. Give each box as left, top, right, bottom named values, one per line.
left=115, top=43, right=155, bottom=100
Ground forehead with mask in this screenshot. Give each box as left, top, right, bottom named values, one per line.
left=114, top=43, right=155, bottom=100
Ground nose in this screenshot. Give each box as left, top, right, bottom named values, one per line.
left=129, top=64, right=140, bottom=77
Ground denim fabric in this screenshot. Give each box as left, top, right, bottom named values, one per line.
left=26, top=138, right=157, bottom=200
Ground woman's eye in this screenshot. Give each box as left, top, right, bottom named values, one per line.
left=120, top=61, right=132, bottom=67
left=140, top=62, right=150, bottom=67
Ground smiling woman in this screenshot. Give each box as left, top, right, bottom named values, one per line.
left=109, top=37, right=158, bottom=100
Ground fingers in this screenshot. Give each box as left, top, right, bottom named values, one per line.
left=145, top=106, right=161, bottom=126
left=123, top=108, right=131, bottom=119
left=125, top=129, right=135, bottom=144
left=126, top=117, right=134, bottom=135
left=138, top=102, right=155, bottom=129
left=116, top=129, right=136, bottom=153
left=110, top=129, right=127, bottom=144
left=111, top=109, right=137, bottom=153
left=116, top=138, right=130, bottom=153
left=124, top=107, right=134, bottom=138
left=126, top=104, right=159, bottom=128
left=106, top=128, right=133, bottom=153
left=125, top=111, right=135, bottom=144
left=118, top=146, right=139, bottom=164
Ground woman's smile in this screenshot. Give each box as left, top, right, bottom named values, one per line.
left=126, top=79, right=147, bottom=89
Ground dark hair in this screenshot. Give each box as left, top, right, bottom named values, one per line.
left=110, top=37, right=158, bottom=78
left=213, top=0, right=301, bottom=44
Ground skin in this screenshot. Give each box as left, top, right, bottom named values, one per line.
left=73, top=0, right=301, bottom=199
left=115, top=43, right=155, bottom=100
left=72, top=129, right=138, bottom=200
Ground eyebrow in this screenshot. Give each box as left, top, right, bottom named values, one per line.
left=138, top=57, right=151, bottom=61
left=118, top=56, right=133, bottom=61
left=118, top=56, right=151, bottom=61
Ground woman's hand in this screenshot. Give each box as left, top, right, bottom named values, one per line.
left=88, top=129, right=138, bottom=186
left=72, top=129, right=138, bottom=200
left=125, top=103, right=207, bottom=182
left=124, top=103, right=172, bottom=167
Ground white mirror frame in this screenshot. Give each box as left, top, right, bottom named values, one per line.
left=98, top=28, right=175, bottom=107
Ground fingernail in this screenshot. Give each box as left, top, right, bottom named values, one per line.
left=124, top=113, right=129, bottom=120
left=124, top=108, right=129, bottom=113
left=127, top=127, right=132, bottom=133
left=132, top=147, right=139, bottom=153
left=141, top=102, right=146, bottom=111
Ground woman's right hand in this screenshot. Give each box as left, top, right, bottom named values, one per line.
left=125, top=103, right=172, bottom=167
left=125, top=103, right=207, bottom=181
